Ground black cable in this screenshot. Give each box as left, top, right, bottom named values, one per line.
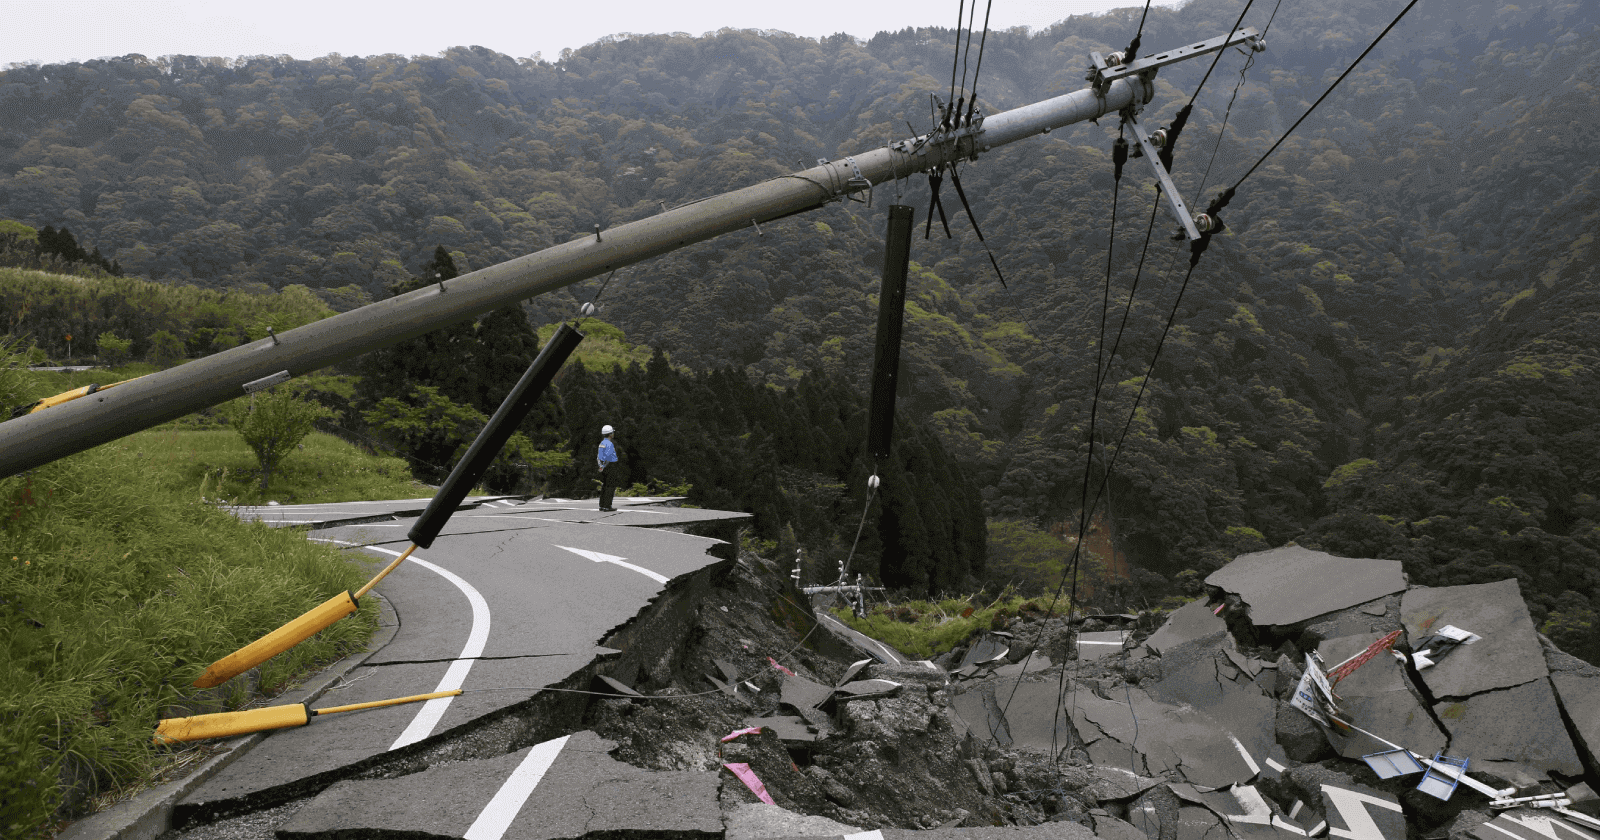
left=999, top=125, right=1134, bottom=755
left=959, top=0, right=979, bottom=111
left=1184, top=0, right=1256, bottom=113
left=1228, top=0, right=1422, bottom=193
left=947, top=0, right=966, bottom=128
left=965, top=0, right=996, bottom=125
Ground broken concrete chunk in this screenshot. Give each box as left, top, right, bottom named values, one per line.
left=1206, top=546, right=1407, bottom=628
left=1402, top=579, right=1548, bottom=698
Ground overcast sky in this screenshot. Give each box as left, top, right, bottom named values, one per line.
left=8, top=0, right=1176, bottom=68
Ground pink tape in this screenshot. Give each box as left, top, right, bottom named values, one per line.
left=724, top=762, right=776, bottom=805
left=768, top=657, right=796, bottom=676
left=721, top=726, right=764, bottom=743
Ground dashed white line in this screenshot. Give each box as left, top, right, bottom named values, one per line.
left=463, top=735, right=569, bottom=840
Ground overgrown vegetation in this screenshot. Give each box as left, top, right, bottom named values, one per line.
left=0, top=355, right=393, bottom=835
left=829, top=595, right=1058, bottom=659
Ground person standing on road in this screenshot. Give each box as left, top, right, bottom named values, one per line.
left=597, top=424, right=619, bottom=511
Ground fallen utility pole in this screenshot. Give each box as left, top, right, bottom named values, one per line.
left=0, top=27, right=1259, bottom=478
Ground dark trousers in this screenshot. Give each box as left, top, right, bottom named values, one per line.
left=599, top=466, right=616, bottom=509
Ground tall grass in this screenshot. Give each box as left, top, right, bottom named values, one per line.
left=1, top=359, right=391, bottom=835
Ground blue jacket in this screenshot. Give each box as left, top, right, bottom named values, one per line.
left=597, top=438, right=617, bottom=467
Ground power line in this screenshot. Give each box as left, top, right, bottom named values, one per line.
left=1226, top=0, right=1423, bottom=194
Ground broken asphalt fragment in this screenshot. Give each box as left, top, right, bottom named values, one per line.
left=741, top=715, right=818, bottom=743
left=834, top=679, right=902, bottom=700
left=596, top=674, right=643, bottom=697
left=1144, top=597, right=1227, bottom=655
left=275, top=731, right=720, bottom=840
left=1431, top=678, right=1585, bottom=783
left=1315, top=633, right=1447, bottom=761
left=1402, top=579, right=1548, bottom=697
left=1470, top=809, right=1600, bottom=840
left=1077, top=630, right=1130, bottom=661
left=1206, top=545, right=1407, bottom=628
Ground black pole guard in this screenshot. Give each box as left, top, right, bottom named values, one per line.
left=868, top=205, right=915, bottom=461
left=409, top=321, right=585, bottom=548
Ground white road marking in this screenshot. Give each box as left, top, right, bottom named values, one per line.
left=463, top=735, right=569, bottom=840
left=845, top=832, right=885, bottom=840
left=316, top=541, right=493, bottom=751
left=1322, top=784, right=1401, bottom=840
left=554, top=545, right=669, bottom=584
left=1230, top=734, right=1261, bottom=776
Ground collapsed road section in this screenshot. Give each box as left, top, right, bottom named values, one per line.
left=79, top=514, right=1600, bottom=840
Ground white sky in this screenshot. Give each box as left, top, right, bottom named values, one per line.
left=6, top=0, right=1177, bottom=68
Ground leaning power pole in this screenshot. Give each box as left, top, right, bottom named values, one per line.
left=0, top=28, right=1260, bottom=478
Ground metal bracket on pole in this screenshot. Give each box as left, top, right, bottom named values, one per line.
left=1094, top=28, right=1263, bottom=86
left=1127, top=113, right=1203, bottom=242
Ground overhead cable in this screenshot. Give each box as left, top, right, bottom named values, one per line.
left=1225, top=0, right=1423, bottom=195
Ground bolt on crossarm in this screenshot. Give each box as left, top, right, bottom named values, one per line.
left=0, top=27, right=1259, bottom=478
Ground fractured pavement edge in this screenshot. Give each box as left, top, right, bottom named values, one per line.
left=59, top=592, right=404, bottom=840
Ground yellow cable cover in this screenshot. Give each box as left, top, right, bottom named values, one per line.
left=193, top=590, right=358, bottom=688
left=153, top=703, right=310, bottom=743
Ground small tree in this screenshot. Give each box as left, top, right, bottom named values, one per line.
left=148, top=330, right=185, bottom=366
left=225, top=387, right=332, bottom=491
left=97, top=332, right=131, bottom=366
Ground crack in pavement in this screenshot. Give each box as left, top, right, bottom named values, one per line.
left=359, top=652, right=586, bottom=667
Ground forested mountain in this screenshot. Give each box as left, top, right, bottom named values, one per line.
left=1, top=0, right=1597, bottom=640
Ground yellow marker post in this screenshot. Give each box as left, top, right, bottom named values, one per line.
left=154, top=689, right=461, bottom=744
left=193, top=544, right=417, bottom=688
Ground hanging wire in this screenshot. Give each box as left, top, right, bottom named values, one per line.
left=836, top=479, right=880, bottom=585
left=1190, top=0, right=1284, bottom=207
left=1225, top=0, right=1421, bottom=194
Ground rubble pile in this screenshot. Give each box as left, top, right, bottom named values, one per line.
left=944, top=545, right=1600, bottom=840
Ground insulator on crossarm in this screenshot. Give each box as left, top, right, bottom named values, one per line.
left=1149, top=128, right=1168, bottom=149
left=1105, top=51, right=1126, bottom=67
left=1195, top=213, right=1225, bottom=234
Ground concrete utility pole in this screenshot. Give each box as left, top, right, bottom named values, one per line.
left=0, top=28, right=1259, bottom=478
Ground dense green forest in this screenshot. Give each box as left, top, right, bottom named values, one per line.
left=1, top=0, right=1597, bottom=654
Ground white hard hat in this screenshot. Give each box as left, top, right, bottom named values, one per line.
left=601, top=424, right=615, bottom=435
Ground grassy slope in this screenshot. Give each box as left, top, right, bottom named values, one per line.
left=2, top=365, right=425, bottom=836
